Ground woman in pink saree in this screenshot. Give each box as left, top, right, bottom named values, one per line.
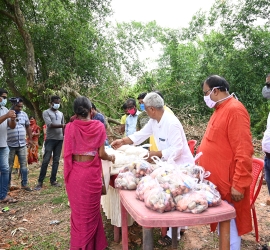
left=64, top=97, right=115, bottom=250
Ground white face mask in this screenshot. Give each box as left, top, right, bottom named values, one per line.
left=0, top=98, right=7, bottom=107
left=203, top=88, right=218, bottom=108
left=52, top=103, right=60, bottom=110
left=204, top=87, right=232, bottom=108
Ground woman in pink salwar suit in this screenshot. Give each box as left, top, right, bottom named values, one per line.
left=64, top=97, right=115, bottom=250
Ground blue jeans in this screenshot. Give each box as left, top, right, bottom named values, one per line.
left=264, top=156, right=270, bottom=194
left=9, top=146, right=28, bottom=187
left=38, top=139, right=63, bottom=184
left=0, top=147, right=10, bottom=200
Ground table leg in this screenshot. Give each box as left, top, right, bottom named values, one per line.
left=121, top=202, right=128, bottom=250
left=143, top=227, right=153, bottom=250
left=219, top=220, right=230, bottom=250
left=172, top=227, right=178, bottom=249
left=114, top=226, right=120, bottom=243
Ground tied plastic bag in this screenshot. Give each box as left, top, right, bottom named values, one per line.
left=144, top=186, right=176, bottom=213
left=167, top=171, right=198, bottom=197
left=150, top=165, right=174, bottom=179
left=134, top=160, right=153, bottom=178
left=195, top=181, right=221, bottom=207
left=175, top=191, right=208, bottom=214
left=119, top=160, right=153, bottom=177
left=114, top=171, right=137, bottom=190
left=177, top=164, right=210, bottom=183
left=135, top=176, right=159, bottom=201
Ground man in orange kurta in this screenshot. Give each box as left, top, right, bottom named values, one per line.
left=199, top=75, right=253, bottom=249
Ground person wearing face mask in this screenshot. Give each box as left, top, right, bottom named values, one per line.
left=261, top=73, right=270, bottom=206
left=0, top=88, right=17, bottom=203
left=7, top=98, right=33, bottom=192
left=35, top=95, right=65, bottom=190
left=111, top=92, right=194, bottom=246
left=198, top=75, right=253, bottom=250
left=27, top=116, right=41, bottom=165
left=125, top=98, right=141, bottom=136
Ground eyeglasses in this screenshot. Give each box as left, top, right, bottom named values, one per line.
left=203, top=89, right=212, bottom=96
left=0, top=96, right=7, bottom=99
left=16, top=105, right=23, bottom=108
left=203, top=86, right=223, bottom=96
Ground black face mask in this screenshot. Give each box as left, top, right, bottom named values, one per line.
left=265, top=82, right=270, bottom=88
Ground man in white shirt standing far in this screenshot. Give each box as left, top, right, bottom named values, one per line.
left=261, top=73, right=270, bottom=205
left=0, top=88, right=17, bottom=203
left=111, top=92, right=194, bottom=246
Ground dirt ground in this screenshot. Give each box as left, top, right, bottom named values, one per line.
left=0, top=158, right=269, bottom=250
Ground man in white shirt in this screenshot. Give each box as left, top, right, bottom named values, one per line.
left=112, top=92, right=194, bottom=165
left=0, top=88, right=17, bottom=203
left=262, top=73, right=270, bottom=205
left=111, top=92, right=194, bottom=246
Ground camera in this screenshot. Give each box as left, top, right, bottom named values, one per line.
left=9, top=97, right=22, bottom=119
left=9, top=97, right=20, bottom=105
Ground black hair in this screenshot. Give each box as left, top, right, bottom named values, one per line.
left=51, top=95, right=60, bottom=103
left=73, top=96, right=92, bottom=118
left=203, top=75, right=229, bottom=92
left=91, top=102, right=96, bottom=110
left=153, top=90, right=164, bottom=100
left=122, top=103, right=127, bottom=109
left=137, top=92, right=147, bottom=100
left=126, top=98, right=136, bottom=106
left=0, top=88, right=8, bottom=96
left=29, top=116, right=35, bottom=120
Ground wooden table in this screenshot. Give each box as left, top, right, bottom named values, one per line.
left=120, top=190, right=236, bottom=250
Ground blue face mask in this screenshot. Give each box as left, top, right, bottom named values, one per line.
left=0, top=98, right=7, bottom=107
left=52, top=103, right=60, bottom=110
left=140, top=103, right=145, bottom=111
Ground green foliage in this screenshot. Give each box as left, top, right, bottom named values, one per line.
left=1, top=0, right=270, bottom=137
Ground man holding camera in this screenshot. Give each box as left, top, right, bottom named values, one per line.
left=7, top=97, right=33, bottom=192
left=0, top=88, right=17, bottom=203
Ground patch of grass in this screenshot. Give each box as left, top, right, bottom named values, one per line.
left=9, top=233, right=69, bottom=250
left=39, top=186, right=64, bottom=195
left=52, top=204, right=69, bottom=214
left=177, top=240, right=185, bottom=250
left=51, top=194, right=67, bottom=205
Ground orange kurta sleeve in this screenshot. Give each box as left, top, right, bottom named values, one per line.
left=227, top=110, right=253, bottom=193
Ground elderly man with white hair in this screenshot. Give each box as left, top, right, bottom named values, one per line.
left=111, top=91, right=194, bottom=246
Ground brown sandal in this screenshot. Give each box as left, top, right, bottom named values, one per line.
left=158, top=235, right=172, bottom=246
left=0, top=196, right=18, bottom=203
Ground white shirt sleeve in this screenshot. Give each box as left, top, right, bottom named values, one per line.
left=262, top=112, right=270, bottom=153
left=128, top=119, right=153, bottom=145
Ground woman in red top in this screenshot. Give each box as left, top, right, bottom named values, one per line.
left=27, top=116, right=40, bottom=164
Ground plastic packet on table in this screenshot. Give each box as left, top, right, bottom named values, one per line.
left=136, top=175, right=159, bottom=201
left=144, top=186, right=176, bottom=213
left=175, top=190, right=208, bottom=214
left=118, top=159, right=153, bottom=176
left=167, top=171, right=198, bottom=197
left=150, top=164, right=175, bottom=179
left=114, top=171, right=137, bottom=190
left=194, top=181, right=221, bottom=207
